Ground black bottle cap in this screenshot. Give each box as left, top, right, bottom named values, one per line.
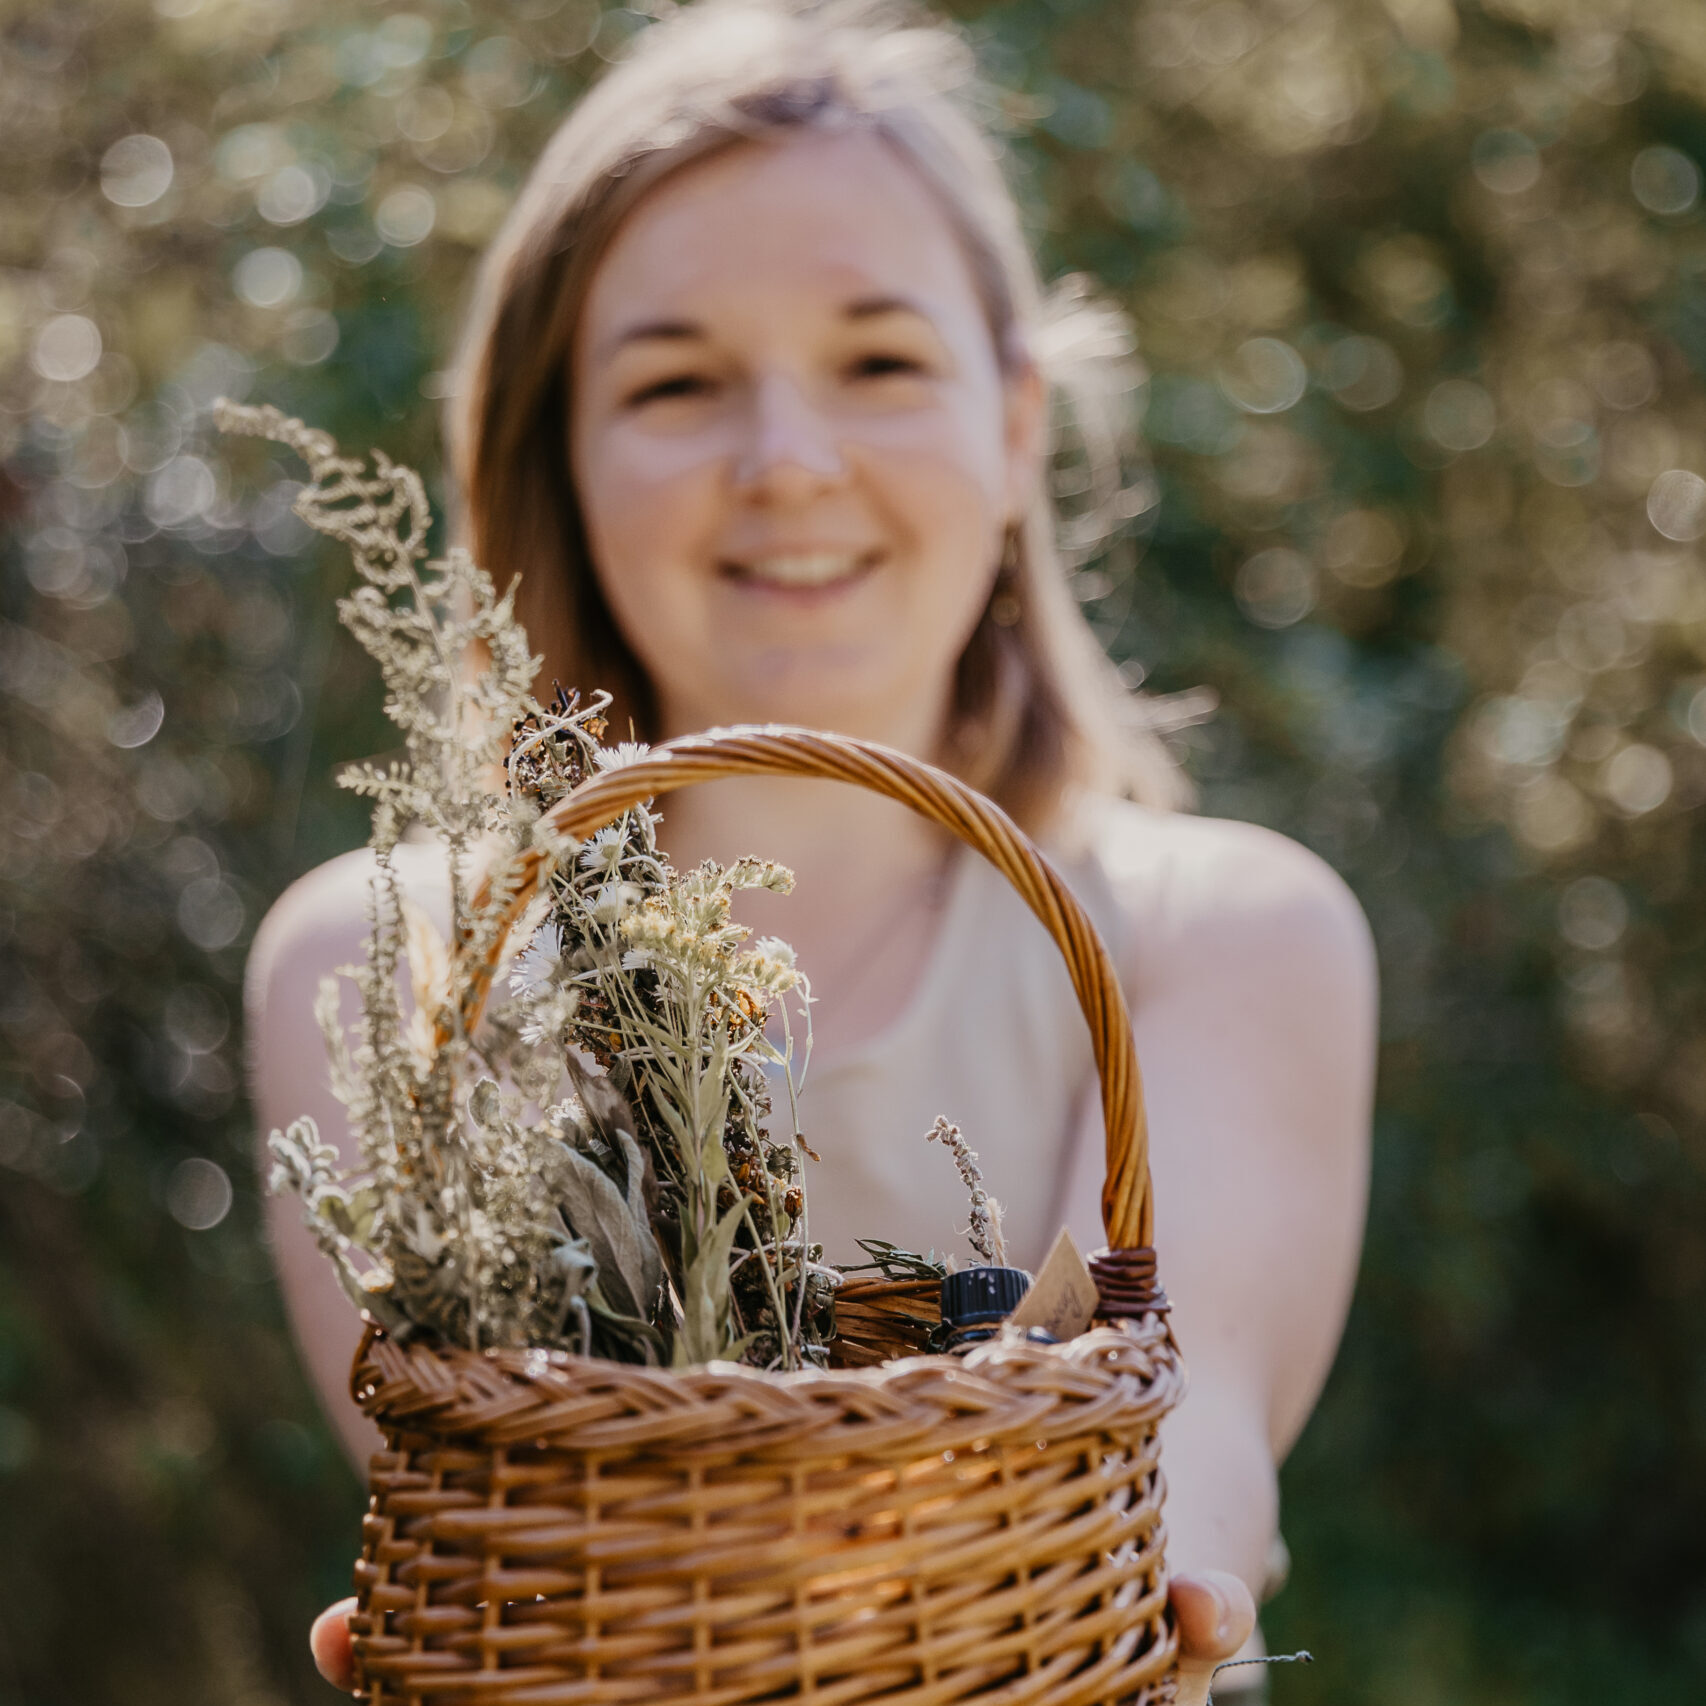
left=941, top=1265, right=1031, bottom=1328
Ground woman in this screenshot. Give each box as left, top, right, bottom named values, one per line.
left=246, top=4, right=1376, bottom=1701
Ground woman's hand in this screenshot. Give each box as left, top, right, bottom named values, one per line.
left=1170, top=1569, right=1258, bottom=1706
left=310, top=1598, right=358, bottom=1692
left=309, top=1573, right=1256, bottom=1699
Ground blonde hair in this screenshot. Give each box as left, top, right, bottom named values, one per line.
left=450, top=0, right=1182, bottom=832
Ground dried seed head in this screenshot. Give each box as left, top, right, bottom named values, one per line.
left=925, top=1116, right=1007, bottom=1266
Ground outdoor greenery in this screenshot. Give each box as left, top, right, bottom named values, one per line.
left=2, top=1, right=1704, bottom=1702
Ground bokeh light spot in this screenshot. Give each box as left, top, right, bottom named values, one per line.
left=31, top=314, right=103, bottom=382
left=145, top=456, right=217, bottom=529
left=166, top=1157, right=233, bottom=1231
left=1602, top=743, right=1672, bottom=815
left=252, top=481, right=310, bottom=554
left=100, top=134, right=175, bottom=208
left=1630, top=145, right=1700, bottom=216
left=1558, top=876, right=1629, bottom=951
left=1687, top=685, right=1706, bottom=746
left=215, top=123, right=289, bottom=184
left=280, top=309, right=340, bottom=366
left=463, top=35, right=537, bottom=107
left=1646, top=469, right=1706, bottom=541
left=121, top=404, right=184, bottom=474
left=1423, top=378, right=1496, bottom=453
left=1590, top=341, right=1658, bottom=411
left=108, top=691, right=165, bottom=750
left=1363, top=236, right=1452, bottom=328
left=257, top=163, right=329, bottom=226
left=233, top=246, right=303, bottom=308
left=1220, top=336, right=1307, bottom=413
left=1235, top=548, right=1315, bottom=628
left=397, top=84, right=456, bottom=144
left=375, top=184, right=437, bottom=246
left=1512, top=773, right=1594, bottom=853
left=1324, top=335, right=1403, bottom=411
left=1471, top=129, right=1541, bottom=195
left=327, top=223, right=384, bottom=266
left=1323, top=509, right=1405, bottom=587
left=177, top=876, right=245, bottom=950
left=1475, top=695, right=1568, bottom=768
left=164, top=985, right=230, bottom=1054
left=377, top=12, right=434, bottom=67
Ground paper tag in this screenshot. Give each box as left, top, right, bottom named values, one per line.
left=1007, top=1227, right=1099, bottom=1340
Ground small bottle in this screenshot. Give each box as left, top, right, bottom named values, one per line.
left=940, top=1266, right=1032, bottom=1353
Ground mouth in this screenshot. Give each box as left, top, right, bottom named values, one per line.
left=720, top=550, right=881, bottom=592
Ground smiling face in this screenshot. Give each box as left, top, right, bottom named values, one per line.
left=569, top=127, right=1043, bottom=747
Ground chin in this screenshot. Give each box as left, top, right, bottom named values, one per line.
left=704, top=643, right=896, bottom=732
left=714, top=683, right=899, bottom=741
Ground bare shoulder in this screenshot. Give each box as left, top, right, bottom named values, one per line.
left=1077, top=796, right=1376, bottom=1008
left=245, top=842, right=450, bottom=1018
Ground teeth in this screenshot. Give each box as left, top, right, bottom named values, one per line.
left=736, top=553, right=864, bottom=588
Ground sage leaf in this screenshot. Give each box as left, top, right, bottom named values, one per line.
left=556, top=1145, right=664, bottom=1321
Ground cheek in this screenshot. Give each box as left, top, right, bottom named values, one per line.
left=855, top=401, right=1011, bottom=568
left=569, top=423, right=726, bottom=692
left=572, top=422, right=723, bottom=581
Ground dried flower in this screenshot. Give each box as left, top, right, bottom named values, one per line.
left=925, top=1116, right=1007, bottom=1266
left=222, top=404, right=830, bottom=1370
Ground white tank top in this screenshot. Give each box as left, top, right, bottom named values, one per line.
left=784, top=803, right=1128, bottom=1272
left=788, top=801, right=1291, bottom=1674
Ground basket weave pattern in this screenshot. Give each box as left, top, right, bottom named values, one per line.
left=347, top=727, right=1184, bottom=1705
left=352, top=1322, right=1182, bottom=1705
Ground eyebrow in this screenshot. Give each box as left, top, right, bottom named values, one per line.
left=601, top=318, right=706, bottom=359
left=601, top=294, right=935, bottom=360
left=843, top=293, right=933, bottom=323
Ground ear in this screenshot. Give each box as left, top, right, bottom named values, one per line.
left=1000, top=355, right=1048, bottom=525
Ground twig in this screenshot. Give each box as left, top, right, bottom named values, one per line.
left=1207, top=1650, right=1313, bottom=1703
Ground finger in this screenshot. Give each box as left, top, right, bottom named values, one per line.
left=1170, top=1568, right=1256, bottom=1661
left=309, top=1597, right=358, bottom=1693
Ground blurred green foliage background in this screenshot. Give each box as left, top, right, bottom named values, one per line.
left=3, top=0, right=1705, bottom=1700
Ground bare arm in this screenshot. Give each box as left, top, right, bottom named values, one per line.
left=245, top=844, right=450, bottom=1465
left=1059, top=814, right=1375, bottom=1684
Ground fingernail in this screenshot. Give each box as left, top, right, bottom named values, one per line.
left=1212, top=1589, right=1233, bottom=1646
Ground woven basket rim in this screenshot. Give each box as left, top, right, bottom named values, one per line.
left=354, top=1316, right=1184, bottom=1458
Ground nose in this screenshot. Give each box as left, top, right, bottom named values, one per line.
left=732, top=374, right=846, bottom=501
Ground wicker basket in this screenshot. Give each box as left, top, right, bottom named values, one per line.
left=347, top=726, right=1185, bottom=1706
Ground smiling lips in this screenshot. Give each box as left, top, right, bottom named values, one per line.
left=721, top=550, right=880, bottom=591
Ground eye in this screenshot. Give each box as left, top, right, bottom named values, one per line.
left=626, top=372, right=717, bottom=407
left=848, top=351, right=927, bottom=380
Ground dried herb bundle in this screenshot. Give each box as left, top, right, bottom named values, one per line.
left=221, top=404, right=827, bottom=1368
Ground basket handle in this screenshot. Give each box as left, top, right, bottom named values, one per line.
left=465, top=725, right=1154, bottom=1253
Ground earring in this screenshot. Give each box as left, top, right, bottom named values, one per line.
left=990, top=526, right=1022, bottom=628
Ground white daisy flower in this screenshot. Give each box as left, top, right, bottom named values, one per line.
left=508, top=926, right=563, bottom=996
left=593, top=740, right=651, bottom=771
left=578, top=825, right=628, bottom=874
left=589, top=880, right=641, bottom=925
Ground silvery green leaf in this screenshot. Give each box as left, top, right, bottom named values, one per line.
left=585, top=1286, right=667, bottom=1364
left=646, top=1087, right=692, bottom=1151
left=719, top=1331, right=759, bottom=1364
left=695, top=1026, right=731, bottom=1140
left=552, top=1238, right=597, bottom=1297
left=556, top=1147, right=663, bottom=1320
left=675, top=1198, right=746, bottom=1367
left=614, top=1129, right=664, bottom=1302
left=565, top=1053, right=639, bottom=1147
